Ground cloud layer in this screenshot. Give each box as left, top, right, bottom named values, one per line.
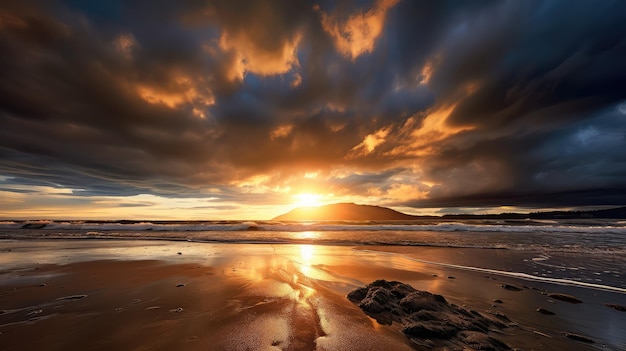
left=1, top=0, right=626, bottom=218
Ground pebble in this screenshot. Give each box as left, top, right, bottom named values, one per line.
left=547, top=293, right=582, bottom=304
left=605, top=303, right=626, bottom=312
left=56, top=294, right=88, bottom=300
left=499, top=284, right=522, bottom=291
left=536, top=307, right=555, bottom=315
left=563, top=332, right=594, bottom=343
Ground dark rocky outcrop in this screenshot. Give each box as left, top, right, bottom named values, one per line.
left=348, top=280, right=511, bottom=350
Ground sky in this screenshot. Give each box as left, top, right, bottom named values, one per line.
left=1, top=0, right=626, bottom=220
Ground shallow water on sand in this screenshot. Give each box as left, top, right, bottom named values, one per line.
left=2, top=220, right=625, bottom=290
left=0, top=240, right=624, bottom=350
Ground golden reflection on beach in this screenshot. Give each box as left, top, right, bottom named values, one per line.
left=295, top=230, right=321, bottom=240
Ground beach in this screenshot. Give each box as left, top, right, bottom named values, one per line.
left=1, top=240, right=624, bottom=350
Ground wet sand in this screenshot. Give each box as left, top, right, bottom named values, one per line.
left=0, top=240, right=624, bottom=350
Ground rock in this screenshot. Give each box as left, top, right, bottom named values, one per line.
left=536, top=307, right=555, bottom=315
left=56, top=294, right=87, bottom=300
left=486, top=310, right=511, bottom=322
left=347, top=287, right=368, bottom=302
left=563, top=332, right=594, bottom=343
left=402, top=322, right=457, bottom=339
left=348, top=280, right=511, bottom=350
left=500, top=284, right=522, bottom=291
left=21, top=223, right=47, bottom=229
left=547, top=293, right=582, bottom=304
left=460, top=331, right=511, bottom=351
left=493, top=299, right=503, bottom=304
left=605, top=303, right=626, bottom=312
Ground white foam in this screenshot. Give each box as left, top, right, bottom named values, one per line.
left=362, top=249, right=626, bottom=294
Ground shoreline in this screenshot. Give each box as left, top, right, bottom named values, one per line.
left=1, top=240, right=625, bottom=350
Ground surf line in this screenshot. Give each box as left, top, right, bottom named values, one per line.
left=359, top=249, right=626, bottom=294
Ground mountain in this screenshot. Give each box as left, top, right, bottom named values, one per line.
left=272, top=203, right=626, bottom=221
left=272, top=203, right=420, bottom=221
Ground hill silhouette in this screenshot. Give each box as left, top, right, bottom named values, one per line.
left=272, top=203, right=626, bottom=221
left=272, top=203, right=419, bottom=221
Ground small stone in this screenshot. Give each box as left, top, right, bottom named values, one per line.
left=447, top=276, right=455, bottom=279
left=536, top=307, right=555, bottom=315
left=547, top=293, right=582, bottom=304
left=40, top=283, right=47, bottom=287
left=563, top=332, right=594, bottom=343
left=176, top=283, right=186, bottom=288
left=493, top=299, right=503, bottom=304
left=605, top=303, right=626, bottom=312
left=177, top=252, right=182, bottom=255
left=170, top=307, right=184, bottom=313
left=500, top=284, right=522, bottom=291
left=56, top=294, right=87, bottom=300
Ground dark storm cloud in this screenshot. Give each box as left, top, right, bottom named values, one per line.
left=1, top=0, right=625, bottom=210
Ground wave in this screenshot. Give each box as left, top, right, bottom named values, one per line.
left=3, top=219, right=626, bottom=234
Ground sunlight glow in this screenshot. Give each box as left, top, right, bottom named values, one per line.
left=293, top=193, right=322, bottom=207
left=299, top=244, right=315, bottom=277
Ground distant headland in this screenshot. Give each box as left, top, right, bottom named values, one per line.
left=272, top=203, right=626, bottom=221
left=272, top=203, right=420, bottom=221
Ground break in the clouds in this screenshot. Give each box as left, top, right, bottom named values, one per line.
left=1, top=0, right=626, bottom=219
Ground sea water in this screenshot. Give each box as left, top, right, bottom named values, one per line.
left=1, top=219, right=624, bottom=292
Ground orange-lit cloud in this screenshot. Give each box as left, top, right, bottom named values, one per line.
left=347, top=126, right=391, bottom=158
left=219, top=30, right=301, bottom=79
left=114, top=34, right=136, bottom=60
left=135, top=73, right=214, bottom=116
left=270, top=125, right=294, bottom=140
left=2, top=1, right=626, bottom=220
left=318, top=0, right=399, bottom=60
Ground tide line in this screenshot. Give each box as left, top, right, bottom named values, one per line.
left=360, top=249, right=626, bottom=294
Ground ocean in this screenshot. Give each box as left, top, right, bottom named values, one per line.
left=2, top=218, right=625, bottom=293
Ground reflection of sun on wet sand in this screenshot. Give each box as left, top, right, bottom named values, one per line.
left=0, top=240, right=624, bottom=350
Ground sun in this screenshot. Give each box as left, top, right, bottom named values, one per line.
left=293, top=193, right=322, bottom=207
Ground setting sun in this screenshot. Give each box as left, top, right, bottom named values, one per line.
left=293, top=193, right=322, bottom=207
